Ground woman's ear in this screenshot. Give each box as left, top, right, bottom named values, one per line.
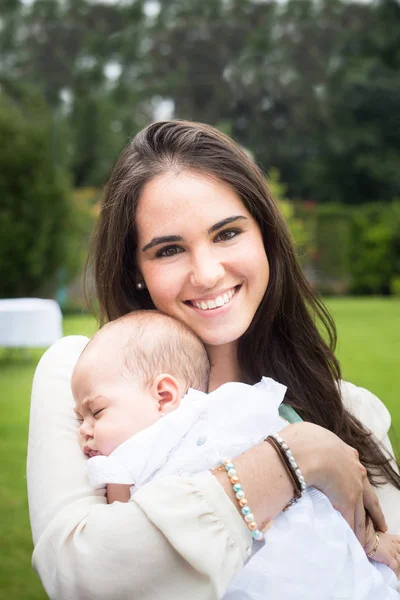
left=150, top=374, right=183, bottom=414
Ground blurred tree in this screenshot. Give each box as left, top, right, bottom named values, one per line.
left=0, top=84, right=72, bottom=297
left=0, top=0, right=22, bottom=73
left=7, top=0, right=146, bottom=186
left=3, top=0, right=400, bottom=204
left=144, top=0, right=248, bottom=125
left=228, top=0, right=377, bottom=201
left=309, top=0, right=400, bottom=204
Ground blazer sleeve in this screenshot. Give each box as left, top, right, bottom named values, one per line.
left=340, top=380, right=400, bottom=534
left=27, top=336, right=252, bottom=600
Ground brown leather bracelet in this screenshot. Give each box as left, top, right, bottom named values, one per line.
left=265, top=436, right=302, bottom=511
left=265, top=436, right=302, bottom=495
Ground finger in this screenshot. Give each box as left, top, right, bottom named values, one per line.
left=354, top=495, right=366, bottom=546
left=363, top=480, right=387, bottom=533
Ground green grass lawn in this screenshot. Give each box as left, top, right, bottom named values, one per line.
left=327, top=297, right=400, bottom=433
left=0, top=299, right=399, bottom=599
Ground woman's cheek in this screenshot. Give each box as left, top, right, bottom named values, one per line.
left=147, top=264, right=186, bottom=309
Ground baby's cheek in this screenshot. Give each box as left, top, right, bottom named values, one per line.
left=115, top=422, right=139, bottom=448
left=95, top=423, right=118, bottom=456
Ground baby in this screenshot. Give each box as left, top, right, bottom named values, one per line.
left=72, top=311, right=400, bottom=599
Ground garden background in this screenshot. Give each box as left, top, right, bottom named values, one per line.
left=1, top=0, right=400, bottom=598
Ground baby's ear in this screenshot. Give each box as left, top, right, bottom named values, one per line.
left=151, top=374, right=182, bottom=414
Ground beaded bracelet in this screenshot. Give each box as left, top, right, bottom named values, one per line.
left=265, top=433, right=307, bottom=510
left=220, top=458, right=264, bottom=541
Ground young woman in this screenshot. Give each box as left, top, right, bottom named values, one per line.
left=27, top=120, right=400, bottom=599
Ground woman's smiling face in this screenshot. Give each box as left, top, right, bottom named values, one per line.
left=136, top=170, right=269, bottom=349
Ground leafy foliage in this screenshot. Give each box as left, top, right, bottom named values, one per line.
left=1, top=0, right=400, bottom=203
left=0, top=86, right=72, bottom=297
left=348, top=202, right=400, bottom=294
left=293, top=200, right=400, bottom=295
left=268, top=168, right=311, bottom=261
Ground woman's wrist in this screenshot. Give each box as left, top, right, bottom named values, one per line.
left=264, top=433, right=307, bottom=511
left=212, top=439, right=295, bottom=530
left=363, top=519, right=378, bottom=554
left=278, top=422, right=322, bottom=489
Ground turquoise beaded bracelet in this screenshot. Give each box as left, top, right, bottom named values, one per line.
left=221, top=457, right=264, bottom=541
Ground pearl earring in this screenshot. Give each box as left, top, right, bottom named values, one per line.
left=136, top=282, right=145, bottom=290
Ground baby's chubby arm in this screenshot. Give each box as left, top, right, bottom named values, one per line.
left=107, top=483, right=131, bottom=503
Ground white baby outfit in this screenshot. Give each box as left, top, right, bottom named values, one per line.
left=87, top=378, right=399, bottom=600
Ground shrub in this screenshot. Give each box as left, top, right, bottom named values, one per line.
left=0, top=87, right=72, bottom=298
left=348, top=202, right=400, bottom=295
left=268, top=168, right=311, bottom=261
left=65, top=187, right=100, bottom=283
left=310, top=204, right=352, bottom=294
left=391, top=276, right=400, bottom=297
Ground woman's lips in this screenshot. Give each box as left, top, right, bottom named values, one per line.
left=185, top=285, right=240, bottom=315
left=186, top=285, right=240, bottom=311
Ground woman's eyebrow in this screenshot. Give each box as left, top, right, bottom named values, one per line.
left=142, top=235, right=183, bottom=253
left=141, top=216, right=247, bottom=252
left=208, top=215, right=247, bottom=234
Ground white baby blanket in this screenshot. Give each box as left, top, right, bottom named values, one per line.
left=86, top=377, right=399, bottom=599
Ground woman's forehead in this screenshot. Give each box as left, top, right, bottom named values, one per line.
left=135, top=170, right=250, bottom=237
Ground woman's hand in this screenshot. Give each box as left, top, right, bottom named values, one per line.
left=282, top=422, right=387, bottom=545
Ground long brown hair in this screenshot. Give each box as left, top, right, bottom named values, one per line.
left=87, top=120, right=400, bottom=489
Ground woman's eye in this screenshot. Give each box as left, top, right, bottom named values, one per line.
left=76, top=417, right=84, bottom=425
left=93, top=409, right=104, bottom=419
left=155, top=245, right=183, bottom=258
left=215, top=229, right=239, bottom=242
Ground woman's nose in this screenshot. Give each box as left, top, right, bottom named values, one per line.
left=189, top=247, right=225, bottom=289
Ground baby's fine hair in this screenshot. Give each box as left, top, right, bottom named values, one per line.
left=95, top=310, right=210, bottom=393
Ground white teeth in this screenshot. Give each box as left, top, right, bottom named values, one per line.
left=191, top=287, right=237, bottom=310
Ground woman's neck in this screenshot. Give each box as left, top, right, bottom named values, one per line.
left=206, top=342, right=243, bottom=392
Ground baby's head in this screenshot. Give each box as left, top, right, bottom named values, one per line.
left=72, top=310, right=210, bottom=457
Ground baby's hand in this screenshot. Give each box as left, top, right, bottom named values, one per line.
left=107, top=483, right=131, bottom=504
left=365, top=526, right=400, bottom=576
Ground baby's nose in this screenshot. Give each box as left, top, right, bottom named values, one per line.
left=79, top=420, right=93, bottom=438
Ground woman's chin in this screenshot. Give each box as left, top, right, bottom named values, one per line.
left=199, top=329, right=242, bottom=349
left=178, top=307, right=250, bottom=348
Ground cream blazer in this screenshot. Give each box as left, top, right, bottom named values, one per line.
left=27, top=335, right=400, bottom=600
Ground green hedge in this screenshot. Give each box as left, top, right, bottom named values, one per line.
left=349, top=202, right=400, bottom=295
left=292, top=201, right=400, bottom=295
